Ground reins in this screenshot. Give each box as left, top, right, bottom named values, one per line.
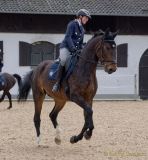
left=77, top=53, right=98, bottom=64
left=75, top=36, right=117, bottom=65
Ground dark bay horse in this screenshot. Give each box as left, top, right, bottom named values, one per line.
left=0, top=73, right=21, bottom=109
left=18, top=29, right=118, bottom=145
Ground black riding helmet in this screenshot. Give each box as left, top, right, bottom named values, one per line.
left=76, top=9, right=91, bottom=19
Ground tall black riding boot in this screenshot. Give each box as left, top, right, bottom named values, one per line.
left=52, top=65, right=64, bottom=92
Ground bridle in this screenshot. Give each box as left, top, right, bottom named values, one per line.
left=96, top=39, right=117, bottom=65
left=76, top=37, right=117, bottom=65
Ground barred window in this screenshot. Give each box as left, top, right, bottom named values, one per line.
left=19, top=41, right=55, bottom=66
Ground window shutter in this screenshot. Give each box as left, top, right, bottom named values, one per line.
left=117, top=43, right=128, bottom=67
left=42, top=42, right=55, bottom=61
left=31, top=41, right=55, bottom=66
left=55, top=43, right=60, bottom=59
left=19, top=41, right=31, bottom=66
left=0, top=41, right=3, bottom=60
left=31, top=52, right=42, bottom=66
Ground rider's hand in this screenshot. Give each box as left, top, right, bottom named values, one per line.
left=70, top=47, right=77, bottom=53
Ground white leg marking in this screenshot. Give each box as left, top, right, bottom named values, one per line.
left=55, top=125, right=62, bottom=145
left=37, top=136, right=41, bottom=145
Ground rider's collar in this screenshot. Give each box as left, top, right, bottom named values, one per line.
left=76, top=19, right=82, bottom=26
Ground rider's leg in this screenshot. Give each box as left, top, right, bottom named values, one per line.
left=52, top=48, right=70, bottom=92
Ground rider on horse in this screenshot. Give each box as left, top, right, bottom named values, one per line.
left=52, top=9, right=91, bottom=92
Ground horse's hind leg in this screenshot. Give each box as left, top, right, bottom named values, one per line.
left=0, top=91, right=6, bottom=102
left=6, top=92, right=12, bottom=109
left=49, top=99, right=66, bottom=145
left=0, top=91, right=12, bottom=109
left=33, top=91, right=45, bottom=145
left=0, top=91, right=7, bottom=108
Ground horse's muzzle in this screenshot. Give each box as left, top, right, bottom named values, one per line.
left=105, top=63, right=117, bottom=74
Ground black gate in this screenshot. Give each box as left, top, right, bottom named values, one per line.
left=139, top=49, right=148, bottom=99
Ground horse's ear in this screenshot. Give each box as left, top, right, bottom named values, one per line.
left=105, top=28, right=110, bottom=33
left=112, top=30, right=119, bottom=39
left=98, top=29, right=105, bottom=35
left=89, top=31, right=97, bottom=38
left=89, top=30, right=94, bottom=35
left=94, top=31, right=99, bottom=37
left=94, top=29, right=104, bottom=37
left=104, top=28, right=110, bottom=37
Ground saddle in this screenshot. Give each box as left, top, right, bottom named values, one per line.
left=48, top=52, right=79, bottom=81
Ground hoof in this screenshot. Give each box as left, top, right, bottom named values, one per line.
left=83, top=131, right=91, bottom=140
left=7, top=106, right=12, bottom=110
left=54, top=136, right=61, bottom=145
left=70, top=136, right=77, bottom=144
left=37, top=136, right=41, bottom=145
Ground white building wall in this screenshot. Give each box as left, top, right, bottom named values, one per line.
left=1, top=33, right=148, bottom=99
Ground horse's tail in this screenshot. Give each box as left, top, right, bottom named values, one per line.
left=13, top=73, right=22, bottom=90
left=18, top=70, right=33, bottom=102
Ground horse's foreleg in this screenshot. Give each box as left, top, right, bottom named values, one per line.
left=83, top=101, right=94, bottom=140
left=6, top=92, right=12, bottom=109
left=70, top=110, right=93, bottom=143
left=70, top=123, right=87, bottom=143
left=83, top=110, right=93, bottom=140
left=70, top=95, right=94, bottom=143
left=49, top=99, right=66, bottom=145
left=33, top=92, right=45, bottom=145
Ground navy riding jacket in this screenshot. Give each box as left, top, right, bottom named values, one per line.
left=60, top=20, right=85, bottom=52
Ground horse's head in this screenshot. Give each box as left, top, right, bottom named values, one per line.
left=95, top=29, right=118, bottom=74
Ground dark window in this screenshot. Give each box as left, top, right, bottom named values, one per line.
left=19, top=41, right=55, bottom=66
left=117, top=43, right=128, bottom=67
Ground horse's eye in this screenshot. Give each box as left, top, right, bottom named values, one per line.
left=106, top=46, right=110, bottom=50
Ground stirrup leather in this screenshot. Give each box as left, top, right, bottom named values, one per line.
left=52, top=82, right=60, bottom=92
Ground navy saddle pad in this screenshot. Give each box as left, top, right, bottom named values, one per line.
left=48, top=60, right=59, bottom=80
left=48, top=55, right=78, bottom=81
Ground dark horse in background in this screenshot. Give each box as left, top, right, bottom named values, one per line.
left=0, top=73, right=21, bottom=109
left=18, top=29, right=118, bottom=145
